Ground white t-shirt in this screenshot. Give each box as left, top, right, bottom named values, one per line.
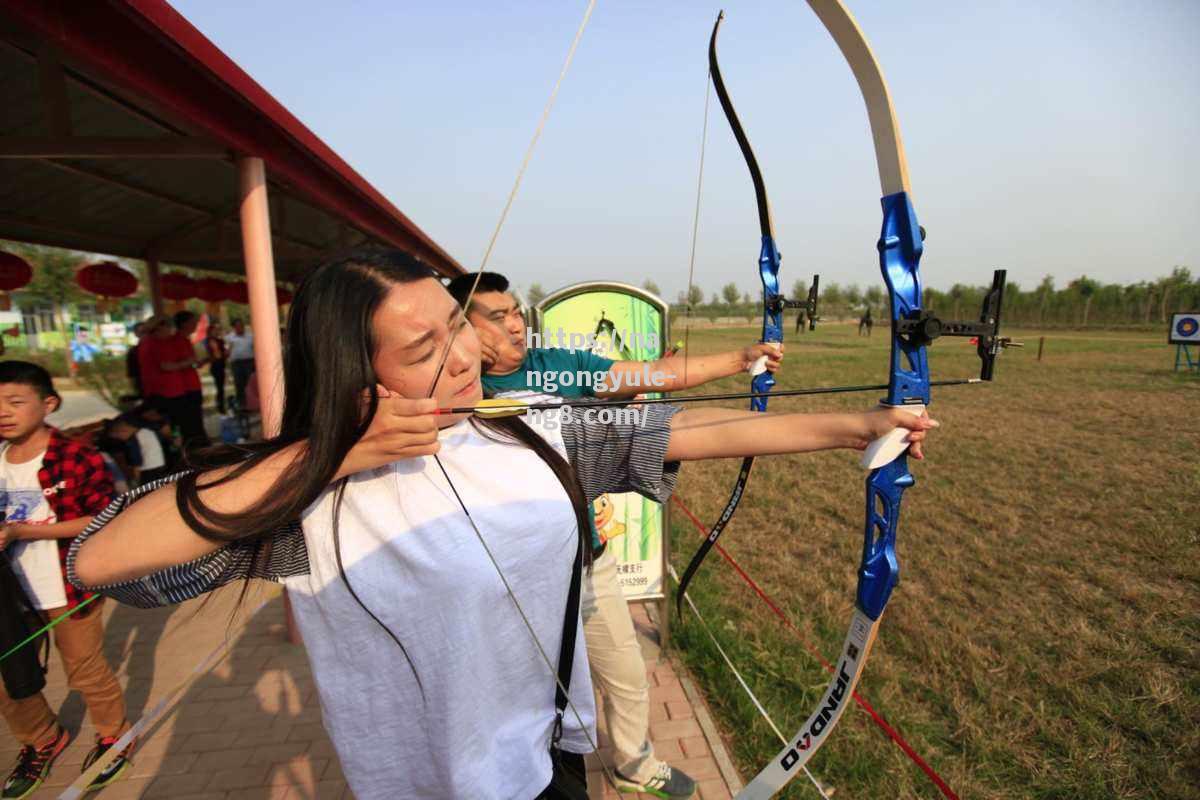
left=0, top=447, right=65, bottom=610
left=225, top=331, right=254, bottom=361
left=287, top=417, right=595, bottom=800
left=133, top=428, right=165, bottom=471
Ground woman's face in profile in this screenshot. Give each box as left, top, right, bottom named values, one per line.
left=370, top=278, right=484, bottom=418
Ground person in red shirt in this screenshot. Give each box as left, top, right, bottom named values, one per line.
left=161, top=312, right=209, bottom=451
left=136, top=314, right=209, bottom=451
left=134, top=315, right=172, bottom=405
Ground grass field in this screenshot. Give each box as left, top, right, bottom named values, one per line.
left=665, top=323, right=1198, bottom=799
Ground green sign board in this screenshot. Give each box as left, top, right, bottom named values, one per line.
left=537, top=283, right=669, bottom=601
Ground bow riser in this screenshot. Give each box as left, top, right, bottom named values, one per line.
left=879, top=191, right=929, bottom=407
left=752, top=234, right=784, bottom=411
left=859, top=456, right=911, bottom=619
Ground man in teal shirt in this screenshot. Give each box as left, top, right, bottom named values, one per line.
left=448, top=272, right=782, bottom=799
left=451, top=274, right=780, bottom=401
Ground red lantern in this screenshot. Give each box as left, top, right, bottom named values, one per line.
left=158, top=272, right=197, bottom=313
left=195, top=277, right=228, bottom=302
left=76, top=261, right=138, bottom=312
left=195, top=277, right=230, bottom=317
left=226, top=281, right=249, bottom=305
left=276, top=286, right=293, bottom=307
left=159, top=272, right=196, bottom=300
left=0, top=251, right=33, bottom=312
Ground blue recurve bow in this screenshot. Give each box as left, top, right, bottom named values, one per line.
left=675, top=10, right=820, bottom=618
left=728, top=2, right=1014, bottom=796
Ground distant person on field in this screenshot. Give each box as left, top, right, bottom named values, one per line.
left=0, top=361, right=133, bottom=797
left=225, top=319, right=254, bottom=409
left=859, top=306, right=873, bottom=337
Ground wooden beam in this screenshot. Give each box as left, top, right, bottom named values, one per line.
left=145, top=257, right=163, bottom=316
left=0, top=212, right=141, bottom=253
left=146, top=206, right=237, bottom=251
left=37, top=160, right=323, bottom=254
left=0, top=137, right=229, bottom=158
left=36, top=45, right=73, bottom=137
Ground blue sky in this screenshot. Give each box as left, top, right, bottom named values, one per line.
left=172, top=0, right=1200, bottom=301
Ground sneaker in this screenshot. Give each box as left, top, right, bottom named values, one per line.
left=81, top=734, right=135, bottom=791
left=614, top=761, right=696, bottom=799
left=2, top=726, right=71, bottom=799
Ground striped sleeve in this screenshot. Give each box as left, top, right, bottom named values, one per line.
left=559, top=402, right=682, bottom=505
left=65, top=472, right=309, bottom=609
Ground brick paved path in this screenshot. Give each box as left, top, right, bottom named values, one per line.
left=3, top=586, right=739, bottom=799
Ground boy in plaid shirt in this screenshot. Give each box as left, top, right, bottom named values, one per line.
left=0, top=362, right=131, bottom=798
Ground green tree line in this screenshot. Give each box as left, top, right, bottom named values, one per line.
left=611, top=268, right=1198, bottom=330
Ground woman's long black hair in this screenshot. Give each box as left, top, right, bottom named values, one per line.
left=174, top=247, right=593, bottom=684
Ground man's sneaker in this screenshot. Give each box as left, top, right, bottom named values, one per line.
left=614, top=761, right=697, bottom=799
left=1, top=726, right=71, bottom=800
left=81, top=734, right=135, bottom=791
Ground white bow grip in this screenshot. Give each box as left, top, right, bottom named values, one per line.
left=750, top=342, right=782, bottom=377
left=860, top=403, right=925, bottom=469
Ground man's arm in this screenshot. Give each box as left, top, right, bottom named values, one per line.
left=595, top=343, right=782, bottom=398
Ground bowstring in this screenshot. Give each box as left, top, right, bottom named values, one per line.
left=421, top=0, right=618, bottom=789
left=681, top=61, right=714, bottom=391
left=426, top=0, right=596, bottom=397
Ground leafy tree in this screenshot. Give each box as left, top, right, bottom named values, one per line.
left=844, top=285, right=863, bottom=311
left=948, top=283, right=968, bottom=321
left=642, top=279, right=661, bottom=297
left=526, top=283, right=546, bottom=306
left=1157, top=266, right=1194, bottom=323
left=822, top=283, right=843, bottom=318
left=1069, top=276, right=1100, bottom=327
left=791, top=279, right=808, bottom=302
left=1036, top=276, right=1054, bottom=325
left=721, top=282, right=741, bottom=306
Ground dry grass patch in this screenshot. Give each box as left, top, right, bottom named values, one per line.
left=667, top=324, right=1198, bottom=798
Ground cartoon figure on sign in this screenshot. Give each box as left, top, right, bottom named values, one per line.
left=592, top=313, right=635, bottom=361
left=592, top=494, right=626, bottom=545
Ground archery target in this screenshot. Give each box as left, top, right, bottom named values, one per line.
left=1169, top=312, right=1200, bottom=344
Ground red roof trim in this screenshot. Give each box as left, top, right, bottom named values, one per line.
left=6, top=0, right=463, bottom=275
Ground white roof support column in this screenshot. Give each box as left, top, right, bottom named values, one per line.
left=237, top=155, right=300, bottom=645
left=236, top=156, right=283, bottom=437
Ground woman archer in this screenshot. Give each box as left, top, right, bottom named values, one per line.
left=65, top=248, right=935, bottom=800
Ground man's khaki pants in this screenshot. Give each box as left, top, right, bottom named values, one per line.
left=0, top=598, right=127, bottom=747
left=581, top=546, right=658, bottom=782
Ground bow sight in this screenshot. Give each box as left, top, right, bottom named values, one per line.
left=768, top=275, right=821, bottom=331
left=892, top=268, right=1022, bottom=381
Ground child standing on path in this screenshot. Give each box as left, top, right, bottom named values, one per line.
left=0, top=362, right=131, bottom=799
